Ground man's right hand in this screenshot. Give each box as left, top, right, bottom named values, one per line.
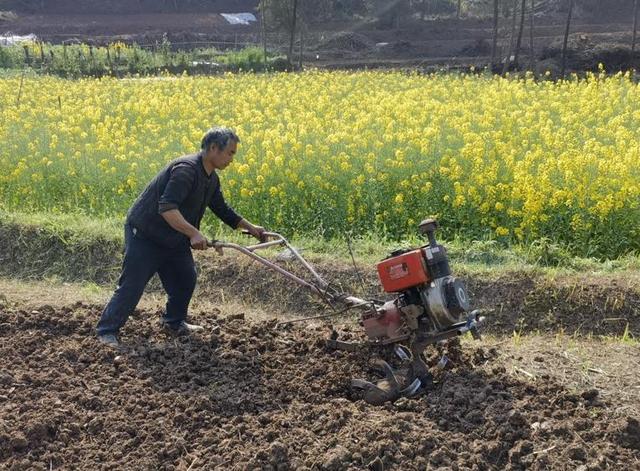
left=190, top=231, right=208, bottom=250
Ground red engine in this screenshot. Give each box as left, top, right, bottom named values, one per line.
left=362, top=219, right=471, bottom=343
left=377, top=249, right=431, bottom=293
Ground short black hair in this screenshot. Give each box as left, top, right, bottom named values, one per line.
left=200, top=126, right=240, bottom=151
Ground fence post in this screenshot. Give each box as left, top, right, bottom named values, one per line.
left=106, top=45, right=112, bottom=71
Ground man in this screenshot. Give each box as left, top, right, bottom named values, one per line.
left=96, top=126, right=264, bottom=347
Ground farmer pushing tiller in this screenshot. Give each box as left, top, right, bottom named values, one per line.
left=96, top=125, right=485, bottom=405
left=96, top=127, right=267, bottom=345
left=208, top=218, right=486, bottom=405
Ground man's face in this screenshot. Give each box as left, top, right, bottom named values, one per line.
left=209, top=140, right=237, bottom=170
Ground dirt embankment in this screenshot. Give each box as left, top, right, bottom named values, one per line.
left=196, top=254, right=640, bottom=338
left=0, top=303, right=638, bottom=469
left=1, top=215, right=638, bottom=338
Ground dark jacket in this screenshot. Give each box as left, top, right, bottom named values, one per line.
left=126, top=153, right=242, bottom=248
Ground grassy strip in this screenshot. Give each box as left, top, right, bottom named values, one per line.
left=2, top=209, right=640, bottom=282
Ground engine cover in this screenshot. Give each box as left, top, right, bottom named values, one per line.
left=420, top=276, right=470, bottom=330
left=376, top=249, right=430, bottom=293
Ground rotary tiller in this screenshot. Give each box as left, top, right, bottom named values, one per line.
left=209, top=218, right=485, bottom=405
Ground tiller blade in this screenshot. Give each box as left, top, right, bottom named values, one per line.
left=351, top=348, right=435, bottom=406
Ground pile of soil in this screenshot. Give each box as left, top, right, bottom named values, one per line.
left=316, top=32, right=377, bottom=52
left=539, top=34, right=638, bottom=74
left=0, top=303, right=638, bottom=469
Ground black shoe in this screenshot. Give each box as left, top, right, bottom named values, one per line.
left=161, top=321, right=204, bottom=336
left=97, top=333, right=120, bottom=348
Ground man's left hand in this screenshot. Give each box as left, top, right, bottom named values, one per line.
left=248, top=224, right=267, bottom=243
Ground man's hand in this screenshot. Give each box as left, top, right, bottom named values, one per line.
left=161, top=209, right=210, bottom=250
left=238, top=219, right=267, bottom=242
left=247, top=224, right=267, bottom=243
left=190, top=231, right=208, bottom=250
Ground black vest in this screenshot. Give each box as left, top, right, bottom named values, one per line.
left=126, top=153, right=218, bottom=249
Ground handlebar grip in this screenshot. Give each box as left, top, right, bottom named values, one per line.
left=242, top=229, right=269, bottom=243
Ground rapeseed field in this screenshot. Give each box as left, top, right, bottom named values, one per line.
left=0, top=71, right=638, bottom=257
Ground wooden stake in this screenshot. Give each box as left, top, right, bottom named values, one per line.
left=16, top=68, right=25, bottom=107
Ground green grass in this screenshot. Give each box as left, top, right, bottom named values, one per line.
left=3, top=209, right=640, bottom=280
left=0, top=42, right=287, bottom=77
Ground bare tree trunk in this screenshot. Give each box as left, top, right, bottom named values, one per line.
left=529, top=0, right=536, bottom=71
left=261, top=0, right=268, bottom=68
left=490, top=0, right=500, bottom=69
left=514, top=0, right=526, bottom=65
left=632, top=0, right=639, bottom=60
left=502, top=0, right=518, bottom=75
left=288, top=0, right=299, bottom=67
left=561, top=0, right=575, bottom=78
left=298, top=22, right=304, bottom=70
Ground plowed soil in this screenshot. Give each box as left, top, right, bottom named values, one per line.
left=0, top=303, right=638, bottom=470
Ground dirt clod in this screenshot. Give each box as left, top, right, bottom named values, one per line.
left=581, top=388, right=599, bottom=401
left=322, top=445, right=351, bottom=470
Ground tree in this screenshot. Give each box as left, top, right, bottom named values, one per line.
left=260, top=0, right=268, bottom=67
left=502, top=0, right=518, bottom=74
left=409, top=0, right=458, bottom=19
left=262, top=0, right=301, bottom=66
left=264, top=0, right=337, bottom=67
left=560, top=0, right=574, bottom=78
left=288, top=0, right=298, bottom=65
left=632, top=0, right=639, bottom=59
left=514, top=0, right=526, bottom=65
left=529, top=0, right=535, bottom=71
left=490, top=0, right=499, bottom=68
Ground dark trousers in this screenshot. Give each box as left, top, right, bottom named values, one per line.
left=96, top=224, right=197, bottom=336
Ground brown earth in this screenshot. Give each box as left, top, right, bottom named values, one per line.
left=0, top=299, right=638, bottom=470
